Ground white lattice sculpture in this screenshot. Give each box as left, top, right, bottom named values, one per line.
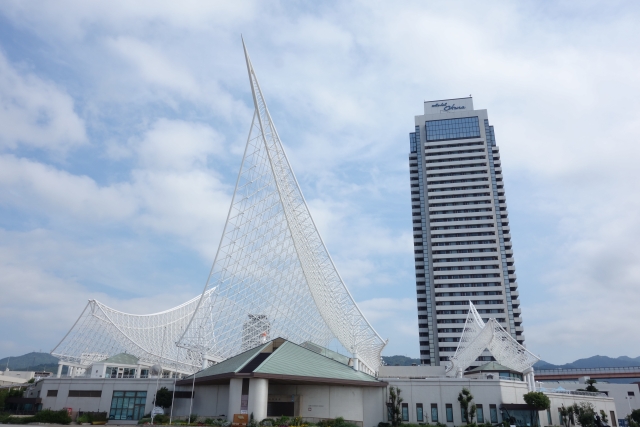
left=177, top=40, right=386, bottom=375
left=446, top=302, right=539, bottom=389
left=52, top=41, right=386, bottom=376
left=51, top=289, right=217, bottom=374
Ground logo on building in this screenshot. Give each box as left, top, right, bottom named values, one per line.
left=432, top=102, right=465, bottom=111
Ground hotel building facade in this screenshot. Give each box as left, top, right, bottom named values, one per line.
left=409, top=97, right=524, bottom=367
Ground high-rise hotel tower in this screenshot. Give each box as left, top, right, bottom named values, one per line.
left=409, top=97, right=524, bottom=367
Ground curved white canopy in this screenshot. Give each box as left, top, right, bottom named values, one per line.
left=446, top=302, right=539, bottom=377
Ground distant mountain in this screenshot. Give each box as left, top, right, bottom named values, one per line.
left=534, top=355, right=640, bottom=370
left=0, top=352, right=59, bottom=373
left=382, top=355, right=421, bottom=366
left=2, top=351, right=639, bottom=371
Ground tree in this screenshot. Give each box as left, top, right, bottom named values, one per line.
left=388, top=386, right=403, bottom=427
left=628, top=409, right=640, bottom=427
left=154, top=387, right=173, bottom=408
left=599, top=410, right=608, bottom=423
left=571, top=402, right=596, bottom=427
left=523, top=391, right=550, bottom=427
left=559, top=405, right=575, bottom=427
left=584, top=379, right=599, bottom=393
left=458, top=388, right=476, bottom=425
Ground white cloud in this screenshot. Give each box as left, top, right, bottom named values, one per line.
left=0, top=1, right=639, bottom=362
left=106, top=37, right=199, bottom=98
left=0, top=51, right=86, bottom=152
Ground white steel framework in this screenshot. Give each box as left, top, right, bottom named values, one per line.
left=446, top=301, right=539, bottom=379
left=177, top=40, right=387, bottom=375
left=52, top=41, right=386, bottom=376
left=51, top=289, right=217, bottom=374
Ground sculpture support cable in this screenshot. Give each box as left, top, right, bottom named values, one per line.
left=53, top=41, right=386, bottom=376
left=51, top=289, right=216, bottom=374
left=177, top=40, right=386, bottom=374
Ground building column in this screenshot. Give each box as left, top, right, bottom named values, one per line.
left=523, top=367, right=534, bottom=391
left=228, top=378, right=243, bottom=421
left=57, top=364, right=63, bottom=378
left=69, top=366, right=75, bottom=378
left=248, top=378, right=268, bottom=422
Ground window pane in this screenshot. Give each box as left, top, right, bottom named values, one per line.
left=477, top=406, right=484, bottom=423
left=431, top=404, right=438, bottom=422
left=490, top=405, right=498, bottom=423
left=417, top=404, right=424, bottom=422
left=446, top=405, right=454, bottom=422
left=402, top=404, right=409, bottom=422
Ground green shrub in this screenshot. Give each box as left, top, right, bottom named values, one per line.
left=188, top=413, right=199, bottom=423
left=78, top=414, right=91, bottom=423
left=138, top=417, right=152, bottom=424
left=378, top=423, right=391, bottom=427
left=33, top=409, right=72, bottom=424
left=154, top=414, right=169, bottom=424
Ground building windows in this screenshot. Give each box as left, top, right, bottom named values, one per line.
left=105, top=366, right=136, bottom=379
left=628, top=391, right=635, bottom=396
left=446, top=404, right=454, bottom=422
left=109, top=391, right=147, bottom=421
left=490, top=404, right=498, bottom=423
left=431, top=404, right=439, bottom=422
left=417, top=404, right=424, bottom=422
left=46, top=390, right=58, bottom=397
left=477, top=405, right=484, bottom=423
left=611, top=412, right=617, bottom=427
left=402, top=403, right=409, bottom=422
left=547, top=409, right=552, bottom=425
left=426, top=117, right=481, bottom=142
left=461, top=406, right=468, bottom=423
left=68, top=390, right=101, bottom=397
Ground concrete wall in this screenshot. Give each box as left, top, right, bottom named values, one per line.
left=385, top=377, right=528, bottom=425
left=172, top=384, right=229, bottom=419
left=30, top=377, right=177, bottom=421
left=268, top=383, right=372, bottom=423
left=545, top=393, right=617, bottom=427
left=540, top=381, right=640, bottom=421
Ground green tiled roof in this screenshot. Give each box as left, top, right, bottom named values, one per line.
left=192, top=343, right=270, bottom=378
left=254, top=341, right=378, bottom=382
left=101, top=353, right=139, bottom=365
left=468, top=362, right=519, bottom=373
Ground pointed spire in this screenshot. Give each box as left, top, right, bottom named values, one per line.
left=178, top=40, right=386, bottom=375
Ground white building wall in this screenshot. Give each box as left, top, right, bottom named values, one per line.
left=539, top=381, right=640, bottom=421
left=31, top=377, right=177, bottom=420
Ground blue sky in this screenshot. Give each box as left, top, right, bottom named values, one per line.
left=1, top=1, right=639, bottom=364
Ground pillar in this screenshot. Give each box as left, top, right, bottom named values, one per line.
left=69, top=366, right=75, bottom=378
left=248, top=379, right=268, bottom=423
left=523, top=367, right=534, bottom=391
left=57, top=364, right=63, bottom=378
left=228, top=378, right=243, bottom=420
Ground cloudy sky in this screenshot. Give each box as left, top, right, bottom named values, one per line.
left=1, top=1, right=639, bottom=364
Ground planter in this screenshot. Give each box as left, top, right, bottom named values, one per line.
left=92, top=422, right=107, bottom=425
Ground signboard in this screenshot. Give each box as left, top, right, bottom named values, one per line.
left=424, top=98, right=474, bottom=115
left=151, top=407, right=164, bottom=416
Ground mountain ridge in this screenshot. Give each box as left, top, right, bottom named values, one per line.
left=2, top=352, right=640, bottom=370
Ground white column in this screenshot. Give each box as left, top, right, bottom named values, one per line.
left=353, top=353, right=359, bottom=372
left=228, top=378, right=243, bottom=420
left=69, top=366, right=75, bottom=378
left=248, top=378, right=268, bottom=422
left=57, top=364, right=63, bottom=378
